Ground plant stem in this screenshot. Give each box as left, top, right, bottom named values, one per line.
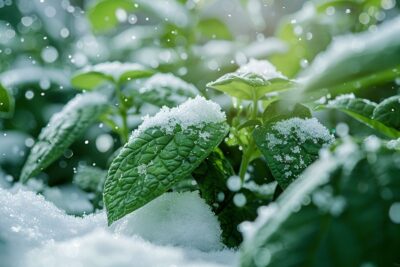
left=238, top=96, right=258, bottom=182
left=115, top=83, right=129, bottom=143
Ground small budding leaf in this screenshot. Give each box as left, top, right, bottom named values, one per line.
left=207, top=59, right=295, bottom=100
left=0, top=84, right=14, bottom=118
left=103, top=96, right=229, bottom=225
left=20, top=93, right=109, bottom=183
left=322, top=94, right=400, bottom=138
left=71, top=61, right=154, bottom=90
left=254, top=117, right=334, bottom=189
left=135, top=73, right=199, bottom=107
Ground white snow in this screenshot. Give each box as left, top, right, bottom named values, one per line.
left=42, top=184, right=93, bottom=215
left=24, top=229, right=235, bottom=267
left=266, top=118, right=334, bottom=149
left=80, top=61, right=148, bottom=81
left=139, top=73, right=198, bottom=94
left=237, top=59, right=286, bottom=80
left=132, top=96, right=226, bottom=138
left=112, top=191, right=223, bottom=251
left=0, top=187, right=234, bottom=267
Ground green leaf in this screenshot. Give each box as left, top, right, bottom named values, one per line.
left=301, top=17, right=400, bottom=93
left=135, top=73, right=199, bottom=107
left=103, top=96, right=229, bottom=224
left=88, top=0, right=136, bottom=33
left=71, top=62, right=154, bottom=90
left=0, top=84, right=14, bottom=118
left=238, top=119, right=262, bottom=130
left=73, top=165, right=107, bottom=192
left=207, top=59, right=295, bottom=100
left=192, top=149, right=274, bottom=248
left=262, top=100, right=312, bottom=123
left=372, top=95, right=400, bottom=130
left=20, top=93, right=109, bottom=183
left=254, top=117, right=334, bottom=189
left=240, top=140, right=400, bottom=267
left=321, top=94, right=400, bottom=138
left=271, top=1, right=381, bottom=77
left=197, top=18, right=232, bottom=40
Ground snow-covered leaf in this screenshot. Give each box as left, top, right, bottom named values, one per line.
left=254, top=118, right=334, bottom=189
left=240, top=140, right=400, bottom=267
left=71, top=62, right=154, bottom=90
left=0, top=84, right=14, bottom=118
left=104, top=96, right=229, bottom=224
left=301, top=17, right=400, bottom=92
left=135, top=73, right=199, bottom=107
left=321, top=94, right=400, bottom=138
left=207, top=59, right=295, bottom=100
left=0, top=67, right=70, bottom=89
left=20, top=93, right=109, bottom=183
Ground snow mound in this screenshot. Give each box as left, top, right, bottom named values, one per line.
left=139, top=73, right=197, bottom=94
left=24, top=229, right=235, bottom=267
left=0, top=187, right=234, bottom=267
left=132, top=96, right=226, bottom=138
left=113, top=191, right=223, bottom=251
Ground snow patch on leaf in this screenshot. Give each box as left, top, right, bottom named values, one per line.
left=132, top=96, right=226, bottom=139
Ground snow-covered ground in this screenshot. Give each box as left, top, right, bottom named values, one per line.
left=0, top=186, right=237, bottom=267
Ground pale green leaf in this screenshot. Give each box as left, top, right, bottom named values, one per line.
left=71, top=62, right=154, bottom=90
left=207, top=59, right=295, bottom=100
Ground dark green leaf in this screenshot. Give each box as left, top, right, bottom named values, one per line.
left=263, top=101, right=312, bottom=123
left=20, top=93, right=109, bottom=183
left=0, top=84, right=14, bottom=118
left=104, top=97, right=229, bottom=224
left=372, top=95, right=400, bottom=130
left=241, top=141, right=400, bottom=267
left=193, top=149, right=274, bottom=248
left=321, top=95, right=400, bottom=138
left=254, top=117, right=334, bottom=189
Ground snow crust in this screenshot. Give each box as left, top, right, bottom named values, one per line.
left=266, top=118, right=333, bottom=149
left=139, top=73, right=198, bottom=94
left=0, top=187, right=234, bottom=267
left=132, top=96, right=226, bottom=138
left=237, top=59, right=286, bottom=80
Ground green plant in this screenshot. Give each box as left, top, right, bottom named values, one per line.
left=1, top=0, right=400, bottom=265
